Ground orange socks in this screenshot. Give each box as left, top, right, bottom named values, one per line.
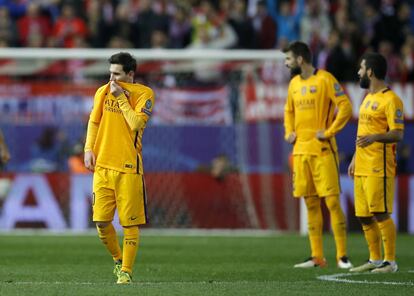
left=96, top=223, right=122, bottom=262
left=121, top=226, right=140, bottom=274
left=362, top=221, right=382, bottom=261
left=377, top=218, right=396, bottom=262
left=305, top=197, right=324, bottom=259
left=325, top=195, right=347, bottom=260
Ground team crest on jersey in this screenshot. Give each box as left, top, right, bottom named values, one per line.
left=145, top=99, right=152, bottom=109
left=371, top=101, right=379, bottom=111
left=301, top=86, right=307, bottom=95
left=365, top=100, right=371, bottom=109
left=310, top=86, right=317, bottom=93
left=396, top=109, right=403, bottom=118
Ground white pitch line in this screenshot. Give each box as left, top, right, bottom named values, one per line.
left=318, top=273, right=414, bottom=286
left=1, top=280, right=283, bottom=286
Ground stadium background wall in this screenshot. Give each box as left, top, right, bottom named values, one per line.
left=0, top=49, right=413, bottom=233
left=0, top=173, right=413, bottom=233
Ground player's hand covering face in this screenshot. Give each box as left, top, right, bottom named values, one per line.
left=110, top=81, right=124, bottom=97
left=109, top=63, right=134, bottom=97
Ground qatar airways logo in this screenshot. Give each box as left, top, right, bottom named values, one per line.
left=104, top=98, right=122, bottom=114
left=359, top=113, right=373, bottom=124
left=294, top=98, right=315, bottom=110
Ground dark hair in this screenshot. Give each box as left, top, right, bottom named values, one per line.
left=283, top=41, right=312, bottom=63
left=361, top=52, right=387, bottom=80
left=109, top=52, right=137, bottom=74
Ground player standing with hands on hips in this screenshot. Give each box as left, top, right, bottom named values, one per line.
left=84, top=52, right=155, bottom=284
left=348, top=53, right=403, bottom=273
left=283, top=41, right=353, bottom=269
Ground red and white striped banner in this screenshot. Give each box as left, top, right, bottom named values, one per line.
left=152, top=87, right=232, bottom=125
left=242, top=81, right=414, bottom=121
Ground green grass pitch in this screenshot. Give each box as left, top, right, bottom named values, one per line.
left=0, top=231, right=413, bottom=295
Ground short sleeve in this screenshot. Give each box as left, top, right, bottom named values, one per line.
left=386, top=95, right=404, bottom=131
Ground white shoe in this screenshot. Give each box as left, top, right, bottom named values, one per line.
left=349, top=260, right=381, bottom=272
left=294, top=257, right=327, bottom=268
left=371, top=261, right=398, bottom=273
left=337, top=256, right=353, bottom=269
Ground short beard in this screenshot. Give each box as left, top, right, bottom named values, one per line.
left=290, top=66, right=302, bottom=78
left=359, top=74, right=370, bottom=89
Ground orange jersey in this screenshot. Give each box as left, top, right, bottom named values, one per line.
left=89, top=82, right=154, bottom=174
left=355, top=88, right=404, bottom=177
left=284, top=69, right=352, bottom=155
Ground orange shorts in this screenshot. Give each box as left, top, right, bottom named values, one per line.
left=92, top=166, right=147, bottom=226
left=292, top=152, right=340, bottom=198
left=354, top=175, right=394, bottom=217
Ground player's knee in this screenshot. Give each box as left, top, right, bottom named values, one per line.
left=324, top=195, right=341, bottom=211
left=358, top=216, right=374, bottom=225
left=326, top=200, right=339, bottom=212
left=374, top=213, right=390, bottom=222
left=96, top=222, right=110, bottom=228
left=307, top=205, right=319, bottom=214
left=304, top=196, right=320, bottom=212
left=123, top=225, right=139, bottom=238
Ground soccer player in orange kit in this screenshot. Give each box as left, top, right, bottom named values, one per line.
left=283, top=41, right=353, bottom=269
left=348, top=53, right=403, bottom=273
left=84, top=52, right=154, bottom=284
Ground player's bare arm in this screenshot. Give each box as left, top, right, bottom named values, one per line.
left=347, top=153, right=355, bottom=178
left=356, top=129, right=403, bottom=148
left=316, top=130, right=328, bottom=141
left=286, top=132, right=297, bottom=144
left=84, top=150, right=96, bottom=171
left=0, top=130, right=10, bottom=164
left=0, top=144, right=10, bottom=164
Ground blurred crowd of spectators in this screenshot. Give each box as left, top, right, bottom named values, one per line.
left=1, top=0, right=414, bottom=81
